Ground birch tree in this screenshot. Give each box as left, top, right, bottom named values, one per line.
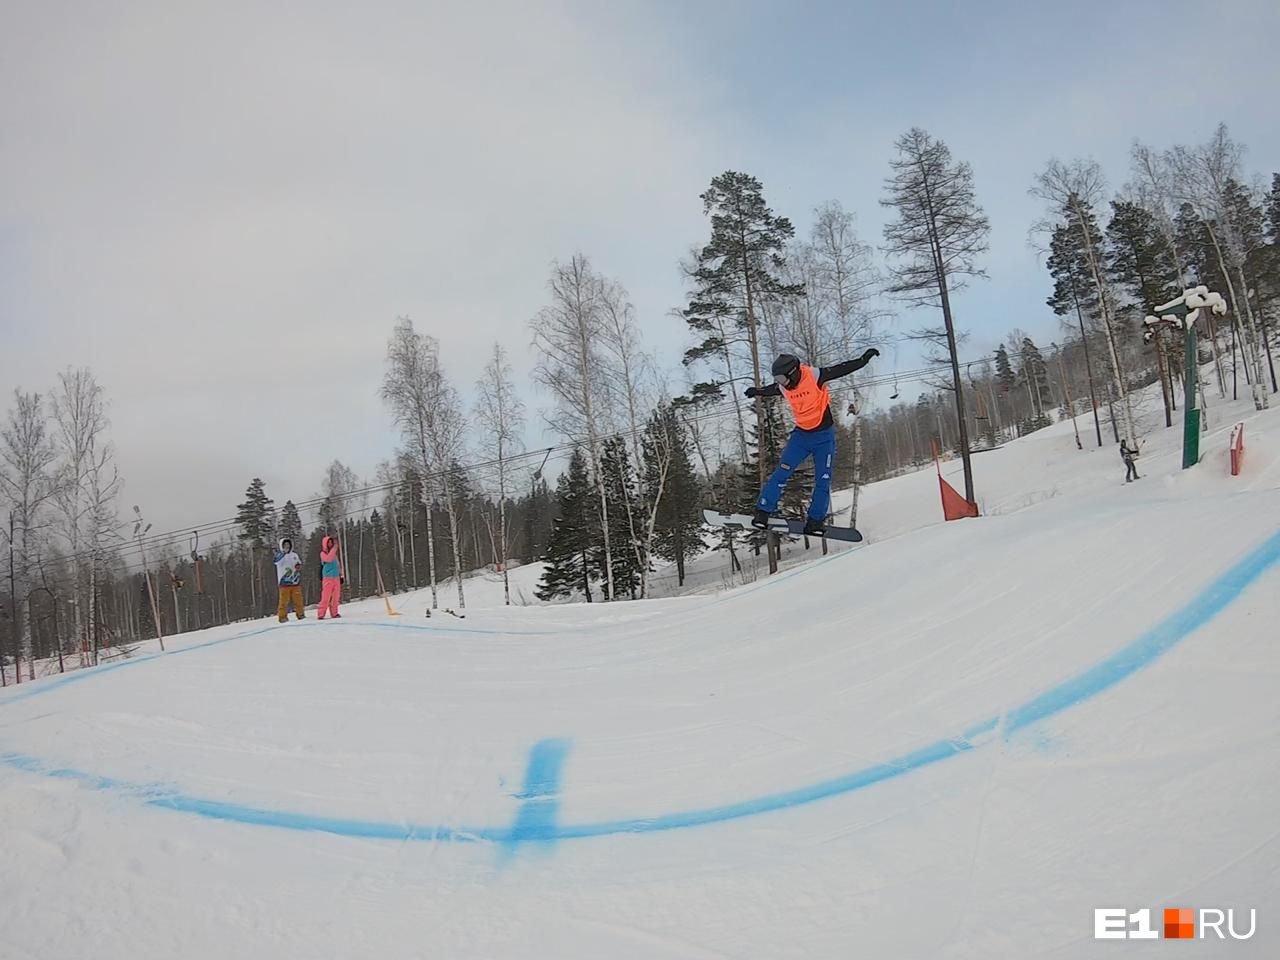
left=50, top=368, right=117, bottom=665
left=319, top=459, right=358, bottom=597
left=807, top=201, right=884, bottom=525
left=381, top=317, right=451, bottom=609
left=82, top=419, right=120, bottom=662
left=425, top=372, right=468, bottom=609
left=474, top=342, right=525, bottom=605
left=599, top=278, right=666, bottom=596
left=1167, top=126, right=1269, bottom=409
left=1032, top=159, right=1139, bottom=449
left=531, top=255, right=616, bottom=600
left=1, top=391, right=58, bottom=676
left=1129, top=143, right=1192, bottom=287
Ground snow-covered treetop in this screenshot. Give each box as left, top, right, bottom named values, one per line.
left=1143, top=286, right=1227, bottom=332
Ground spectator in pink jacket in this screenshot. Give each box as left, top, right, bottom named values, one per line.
left=317, top=535, right=343, bottom=619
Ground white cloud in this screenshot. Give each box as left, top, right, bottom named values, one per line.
left=1, top=1, right=716, bottom=529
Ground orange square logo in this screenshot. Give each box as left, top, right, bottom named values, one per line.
left=1165, top=908, right=1195, bottom=939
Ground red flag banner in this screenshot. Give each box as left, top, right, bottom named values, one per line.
left=939, top=476, right=979, bottom=520
left=933, top=437, right=979, bottom=521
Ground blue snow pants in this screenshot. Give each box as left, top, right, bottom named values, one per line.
left=756, top=425, right=836, bottom=521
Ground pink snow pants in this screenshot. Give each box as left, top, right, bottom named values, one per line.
left=318, top=577, right=342, bottom=618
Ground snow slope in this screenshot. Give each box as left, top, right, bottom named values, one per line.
left=2, top=398, right=1278, bottom=958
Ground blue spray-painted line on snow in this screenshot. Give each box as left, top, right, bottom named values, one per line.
left=356, top=619, right=565, bottom=637
left=1, top=528, right=1277, bottom=844
left=0, top=624, right=284, bottom=706
left=504, top=738, right=572, bottom=850
left=0, top=548, right=838, bottom=708
left=0, top=616, right=583, bottom=708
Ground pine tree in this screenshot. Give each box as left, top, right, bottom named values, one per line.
left=1106, top=200, right=1184, bottom=426
left=536, top=449, right=596, bottom=602
left=738, top=401, right=788, bottom=550
left=644, top=404, right=705, bottom=587
left=279, top=500, right=303, bottom=549
left=1259, top=174, right=1280, bottom=304
left=1221, top=179, right=1265, bottom=258
left=235, top=478, right=275, bottom=616
left=1174, top=203, right=1228, bottom=291
left=235, top=478, right=274, bottom=548
left=1033, top=160, right=1140, bottom=447
left=599, top=437, right=641, bottom=599
left=520, top=478, right=555, bottom=565
left=994, top=346, right=1016, bottom=395
left=1252, top=174, right=1280, bottom=390
left=1106, top=200, right=1180, bottom=310
left=1265, top=174, right=1280, bottom=245
left=883, top=128, right=989, bottom=503
left=1045, top=221, right=1106, bottom=446
left=1174, top=201, right=1236, bottom=396
left=443, top=460, right=477, bottom=574
left=136, top=574, right=154, bottom=640
left=368, top=509, right=397, bottom=594
left=1019, top=337, right=1053, bottom=414
left=683, top=171, right=804, bottom=472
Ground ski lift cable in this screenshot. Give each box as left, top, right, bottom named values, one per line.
left=65, top=350, right=1004, bottom=571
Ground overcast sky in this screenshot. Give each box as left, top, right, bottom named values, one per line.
left=3, top=0, right=1277, bottom=536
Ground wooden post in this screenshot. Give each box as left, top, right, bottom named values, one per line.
left=169, top=575, right=182, bottom=634
left=133, top=508, right=165, bottom=650
left=144, top=570, right=164, bottom=651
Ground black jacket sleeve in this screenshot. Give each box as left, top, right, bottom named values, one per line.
left=816, top=356, right=872, bottom=386
left=751, top=383, right=782, bottom=398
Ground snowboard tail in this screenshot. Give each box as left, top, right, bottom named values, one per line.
left=702, top=509, right=863, bottom=543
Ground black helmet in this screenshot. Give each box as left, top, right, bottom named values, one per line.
left=771, top=353, right=801, bottom=389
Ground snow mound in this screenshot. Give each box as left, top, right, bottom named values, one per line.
left=2, top=402, right=1279, bottom=957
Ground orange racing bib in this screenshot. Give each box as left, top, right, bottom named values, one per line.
left=782, top=364, right=830, bottom=429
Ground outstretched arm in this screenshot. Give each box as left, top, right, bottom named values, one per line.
left=744, top=383, right=782, bottom=398
left=816, top=349, right=879, bottom=386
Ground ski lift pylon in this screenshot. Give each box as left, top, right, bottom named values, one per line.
left=967, top=362, right=988, bottom=420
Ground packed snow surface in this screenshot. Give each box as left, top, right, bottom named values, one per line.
left=3, top=396, right=1279, bottom=958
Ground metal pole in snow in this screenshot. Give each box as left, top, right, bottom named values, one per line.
left=1183, top=325, right=1201, bottom=469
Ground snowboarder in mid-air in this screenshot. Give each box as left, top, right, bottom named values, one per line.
left=745, top=349, right=879, bottom=536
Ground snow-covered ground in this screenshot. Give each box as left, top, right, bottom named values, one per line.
left=3, top=391, right=1279, bottom=958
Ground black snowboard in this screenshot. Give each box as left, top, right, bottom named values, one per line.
left=702, top=509, right=863, bottom=543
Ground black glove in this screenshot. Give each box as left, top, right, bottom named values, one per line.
left=340, top=577, right=345, bottom=585
left=862, top=348, right=880, bottom=361
left=744, top=386, right=758, bottom=398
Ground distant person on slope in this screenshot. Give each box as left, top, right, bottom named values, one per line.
left=317, top=535, right=344, bottom=620
left=1119, top=439, right=1141, bottom=482
left=273, top=537, right=306, bottom=622
left=744, top=350, right=878, bottom=536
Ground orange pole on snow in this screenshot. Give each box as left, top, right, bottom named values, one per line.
left=374, top=560, right=402, bottom=616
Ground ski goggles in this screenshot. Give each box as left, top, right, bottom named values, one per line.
left=774, top=373, right=794, bottom=387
